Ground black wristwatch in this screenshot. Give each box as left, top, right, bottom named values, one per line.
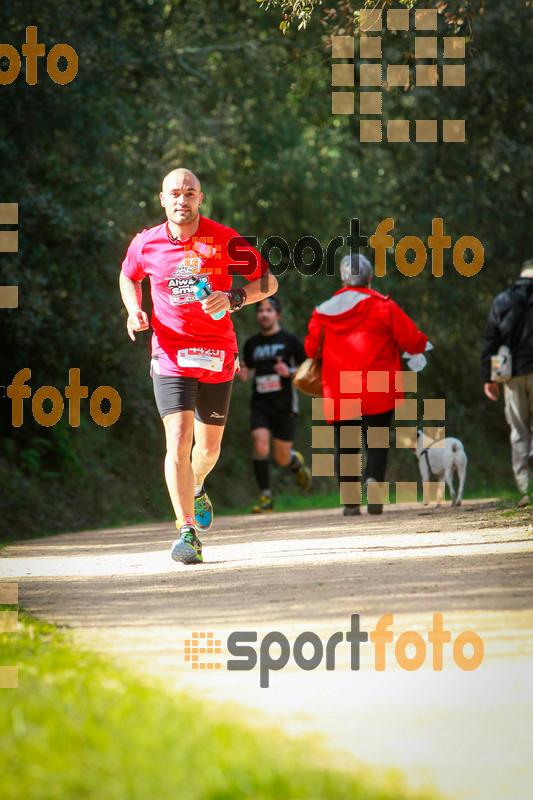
left=225, top=288, right=247, bottom=313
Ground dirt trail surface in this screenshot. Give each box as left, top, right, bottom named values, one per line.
left=2, top=499, right=533, bottom=800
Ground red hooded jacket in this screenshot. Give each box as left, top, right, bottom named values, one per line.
left=305, top=287, right=428, bottom=421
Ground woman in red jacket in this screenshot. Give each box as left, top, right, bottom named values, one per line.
left=305, top=254, right=428, bottom=516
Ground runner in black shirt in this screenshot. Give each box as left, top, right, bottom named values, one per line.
left=239, top=296, right=312, bottom=512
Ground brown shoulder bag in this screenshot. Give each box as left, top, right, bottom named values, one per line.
left=293, top=327, right=324, bottom=397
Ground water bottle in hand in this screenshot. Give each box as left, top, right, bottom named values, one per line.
left=190, top=277, right=225, bottom=320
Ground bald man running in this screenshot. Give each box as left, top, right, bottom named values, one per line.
left=120, top=168, right=278, bottom=564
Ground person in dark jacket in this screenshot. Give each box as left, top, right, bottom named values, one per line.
left=481, top=260, right=533, bottom=507
left=305, top=254, right=428, bottom=516
left=239, top=296, right=312, bottom=513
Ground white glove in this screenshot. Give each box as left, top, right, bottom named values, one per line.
left=405, top=353, right=427, bottom=372
left=401, top=341, right=432, bottom=371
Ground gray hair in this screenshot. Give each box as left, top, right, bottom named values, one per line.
left=521, top=257, right=533, bottom=277
left=340, top=254, right=373, bottom=287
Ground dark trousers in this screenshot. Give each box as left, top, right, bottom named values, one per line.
left=333, top=409, right=394, bottom=492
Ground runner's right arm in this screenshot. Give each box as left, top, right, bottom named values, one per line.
left=119, top=271, right=150, bottom=341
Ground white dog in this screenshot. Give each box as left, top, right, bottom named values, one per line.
left=415, top=430, right=467, bottom=507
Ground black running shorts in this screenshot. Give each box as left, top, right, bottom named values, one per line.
left=152, top=373, right=234, bottom=425
left=250, top=401, right=297, bottom=441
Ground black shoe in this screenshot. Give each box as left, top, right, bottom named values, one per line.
left=365, top=478, right=383, bottom=515
left=343, top=505, right=361, bottom=516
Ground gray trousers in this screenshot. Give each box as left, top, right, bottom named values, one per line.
left=503, top=373, right=533, bottom=494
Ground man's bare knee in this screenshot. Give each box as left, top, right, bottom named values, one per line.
left=196, top=441, right=221, bottom=462
left=252, top=430, right=270, bottom=459
left=163, top=417, right=193, bottom=459
left=166, top=429, right=192, bottom=458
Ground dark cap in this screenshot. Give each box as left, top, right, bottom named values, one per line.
left=256, top=296, right=282, bottom=313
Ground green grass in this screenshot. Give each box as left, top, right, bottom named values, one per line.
left=0, top=616, right=437, bottom=800
left=246, top=485, right=512, bottom=516
left=219, top=486, right=342, bottom=516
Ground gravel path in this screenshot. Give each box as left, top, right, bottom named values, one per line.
left=2, top=499, right=532, bottom=800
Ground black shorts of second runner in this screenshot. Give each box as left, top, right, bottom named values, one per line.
left=153, top=372, right=233, bottom=426
left=250, top=401, right=297, bottom=442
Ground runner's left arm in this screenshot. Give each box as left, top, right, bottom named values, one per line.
left=200, top=269, right=278, bottom=317
left=273, top=334, right=307, bottom=378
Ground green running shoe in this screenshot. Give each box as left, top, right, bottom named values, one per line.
left=171, top=525, right=203, bottom=564
left=194, top=489, right=213, bottom=532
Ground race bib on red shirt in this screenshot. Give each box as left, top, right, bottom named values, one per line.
left=177, top=348, right=225, bottom=371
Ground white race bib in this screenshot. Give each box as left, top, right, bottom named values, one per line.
left=177, top=348, right=224, bottom=371
left=256, top=374, right=282, bottom=393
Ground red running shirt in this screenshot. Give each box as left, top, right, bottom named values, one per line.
left=121, top=216, right=268, bottom=355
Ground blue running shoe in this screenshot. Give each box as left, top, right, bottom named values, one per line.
left=171, top=525, right=203, bottom=564
left=194, top=490, right=213, bottom=532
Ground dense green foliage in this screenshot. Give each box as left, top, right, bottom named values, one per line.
left=1, top=0, right=532, bottom=538
left=0, top=616, right=436, bottom=799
